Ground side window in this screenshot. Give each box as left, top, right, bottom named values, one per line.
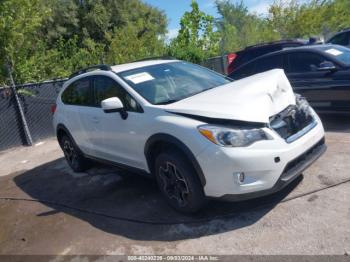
left=328, top=33, right=349, bottom=46
left=61, top=77, right=93, bottom=106
left=255, top=55, right=284, bottom=73
left=61, top=86, right=72, bottom=104
left=93, top=76, right=140, bottom=112
left=229, top=62, right=255, bottom=79
left=287, top=52, right=325, bottom=73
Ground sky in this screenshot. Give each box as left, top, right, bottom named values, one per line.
left=142, top=0, right=274, bottom=39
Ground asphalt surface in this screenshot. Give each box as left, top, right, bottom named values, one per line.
left=0, top=114, right=349, bottom=255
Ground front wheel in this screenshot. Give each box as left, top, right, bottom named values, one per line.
left=155, top=151, right=206, bottom=213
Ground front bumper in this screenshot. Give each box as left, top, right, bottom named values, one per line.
left=220, top=137, right=326, bottom=201
left=196, top=114, right=326, bottom=198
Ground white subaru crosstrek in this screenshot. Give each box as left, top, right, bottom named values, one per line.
left=53, top=60, right=326, bottom=213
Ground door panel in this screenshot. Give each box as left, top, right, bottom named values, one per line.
left=95, top=111, right=149, bottom=169
left=78, top=106, right=107, bottom=155
left=288, top=71, right=350, bottom=111
left=63, top=105, right=92, bottom=154
left=285, top=52, right=350, bottom=111
left=287, top=71, right=333, bottom=106
left=90, top=75, right=147, bottom=168
left=325, top=70, right=350, bottom=111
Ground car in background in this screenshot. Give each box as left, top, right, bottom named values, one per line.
left=229, top=44, right=350, bottom=113
left=227, top=39, right=309, bottom=75
left=326, top=28, right=350, bottom=48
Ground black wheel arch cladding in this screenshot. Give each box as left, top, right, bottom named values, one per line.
left=56, top=124, right=82, bottom=153
left=57, top=125, right=207, bottom=187
left=144, top=133, right=206, bottom=186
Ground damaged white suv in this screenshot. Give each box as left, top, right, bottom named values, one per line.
left=53, top=60, right=326, bottom=213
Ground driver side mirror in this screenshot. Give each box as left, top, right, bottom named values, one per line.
left=101, top=97, right=128, bottom=119
left=318, top=61, right=337, bottom=72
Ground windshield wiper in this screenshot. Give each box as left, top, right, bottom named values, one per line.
left=155, top=99, right=179, bottom=105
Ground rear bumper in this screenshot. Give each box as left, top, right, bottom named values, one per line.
left=219, top=137, right=326, bottom=201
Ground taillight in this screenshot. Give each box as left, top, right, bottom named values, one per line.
left=51, top=104, right=57, bottom=114
left=227, top=53, right=237, bottom=75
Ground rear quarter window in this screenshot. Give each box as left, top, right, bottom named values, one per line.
left=61, top=77, right=93, bottom=106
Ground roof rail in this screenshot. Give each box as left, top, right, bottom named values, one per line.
left=133, top=56, right=177, bottom=62
left=243, top=39, right=307, bottom=50
left=69, top=64, right=112, bottom=79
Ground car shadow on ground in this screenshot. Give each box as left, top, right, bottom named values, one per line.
left=13, top=158, right=302, bottom=241
left=10, top=115, right=347, bottom=241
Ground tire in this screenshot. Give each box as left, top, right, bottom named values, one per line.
left=154, top=150, right=206, bottom=213
left=60, top=135, right=90, bottom=172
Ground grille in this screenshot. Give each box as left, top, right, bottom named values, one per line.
left=270, top=104, right=314, bottom=142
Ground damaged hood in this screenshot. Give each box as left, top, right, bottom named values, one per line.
left=162, top=69, right=296, bottom=124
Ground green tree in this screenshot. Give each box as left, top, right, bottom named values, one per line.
left=103, top=0, right=167, bottom=63
left=268, top=0, right=322, bottom=38
left=325, top=0, right=350, bottom=33
left=20, top=36, right=105, bottom=81
left=168, top=0, right=220, bottom=63
left=106, top=23, right=166, bottom=64
left=268, top=0, right=350, bottom=39
left=40, top=0, right=167, bottom=53
left=39, top=0, right=80, bottom=47
left=216, top=0, right=279, bottom=53
left=0, top=0, right=168, bottom=84
left=41, top=0, right=167, bottom=73
left=0, top=0, right=50, bottom=84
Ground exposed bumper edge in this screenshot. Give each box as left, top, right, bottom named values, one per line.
left=219, top=137, right=327, bottom=202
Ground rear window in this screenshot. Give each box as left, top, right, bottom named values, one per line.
left=327, top=33, right=349, bottom=46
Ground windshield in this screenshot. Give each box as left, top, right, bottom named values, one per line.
left=320, top=45, right=350, bottom=66
left=118, top=61, right=231, bottom=105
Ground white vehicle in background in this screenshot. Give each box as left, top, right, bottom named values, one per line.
left=53, top=59, right=326, bottom=213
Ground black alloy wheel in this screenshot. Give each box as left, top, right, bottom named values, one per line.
left=155, top=151, right=206, bottom=213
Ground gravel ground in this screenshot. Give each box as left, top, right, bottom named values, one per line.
left=0, top=114, right=349, bottom=256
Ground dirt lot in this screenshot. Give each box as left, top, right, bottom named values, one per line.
left=0, top=114, right=349, bottom=255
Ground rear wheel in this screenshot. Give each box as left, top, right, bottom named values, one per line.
left=155, top=151, right=206, bottom=213
left=60, top=135, right=90, bottom=172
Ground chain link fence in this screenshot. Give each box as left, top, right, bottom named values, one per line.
left=0, top=79, right=66, bottom=151
left=201, top=55, right=228, bottom=75
left=0, top=88, right=26, bottom=150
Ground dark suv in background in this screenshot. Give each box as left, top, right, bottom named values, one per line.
left=326, top=28, right=350, bottom=48
left=229, top=44, right=350, bottom=113
left=227, top=39, right=309, bottom=74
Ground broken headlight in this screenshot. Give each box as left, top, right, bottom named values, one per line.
left=198, top=125, right=271, bottom=147
left=295, top=94, right=312, bottom=113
